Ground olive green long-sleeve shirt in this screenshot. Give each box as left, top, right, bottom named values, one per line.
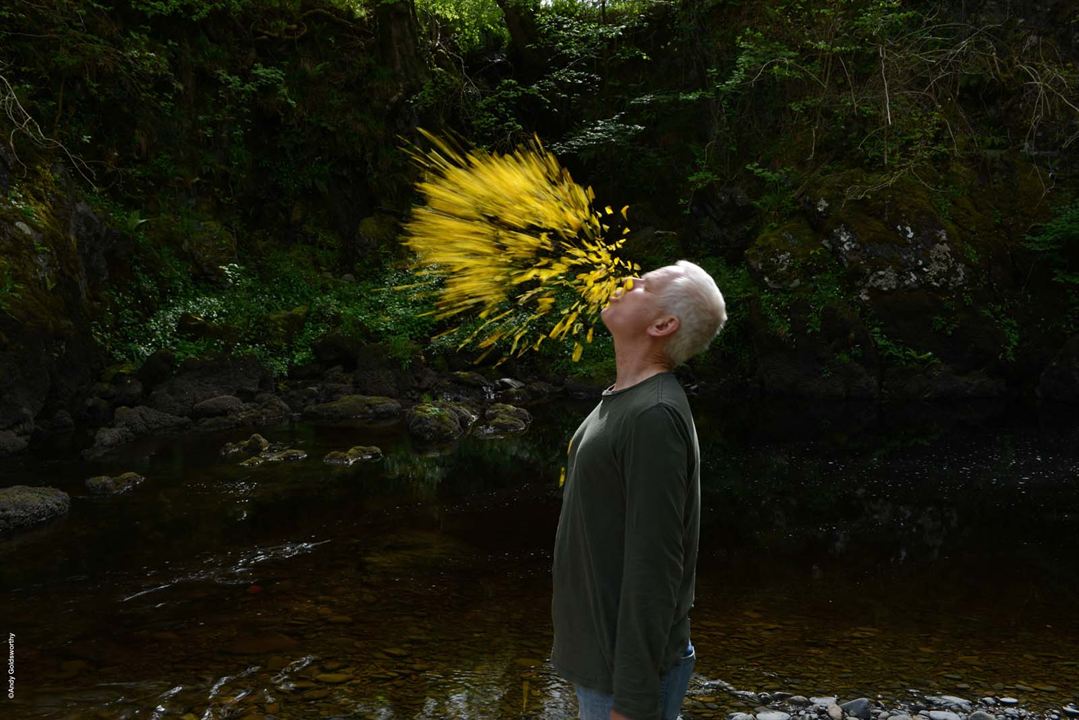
left=550, top=371, right=701, bottom=720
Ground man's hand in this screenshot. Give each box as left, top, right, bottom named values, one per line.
left=610, top=710, right=633, bottom=720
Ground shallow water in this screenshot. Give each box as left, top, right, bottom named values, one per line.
left=2, top=398, right=1077, bottom=719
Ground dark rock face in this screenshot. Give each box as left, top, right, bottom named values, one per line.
left=148, top=357, right=272, bottom=417
left=0, top=485, right=70, bottom=534
left=0, top=345, right=51, bottom=434
left=302, top=394, right=402, bottom=423
left=191, top=394, right=245, bottom=419
left=1038, top=335, right=1079, bottom=402
left=883, top=365, right=1007, bottom=401
left=192, top=394, right=292, bottom=432
left=0, top=429, right=29, bottom=455
left=85, top=405, right=191, bottom=457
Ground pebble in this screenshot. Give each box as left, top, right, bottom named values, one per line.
left=938, top=696, right=972, bottom=710
left=970, top=712, right=996, bottom=720
left=982, top=699, right=998, bottom=706
left=928, top=712, right=961, bottom=720
left=791, top=697, right=810, bottom=706
left=757, top=712, right=791, bottom=720
left=813, top=698, right=839, bottom=708
left=315, top=673, right=352, bottom=684
left=999, top=699, right=1020, bottom=707
left=828, top=705, right=844, bottom=720
left=1063, top=706, right=1079, bottom=719
left=842, top=698, right=872, bottom=720
left=889, top=715, right=913, bottom=720
left=729, top=714, right=754, bottom=720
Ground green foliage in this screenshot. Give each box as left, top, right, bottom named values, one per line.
left=868, top=324, right=935, bottom=367
left=0, top=264, right=22, bottom=317
left=92, top=237, right=439, bottom=375
left=744, top=161, right=796, bottom=225
left=417, top=0, right=507, bottom=55
left=1024, top=201, right=1079, bottom=287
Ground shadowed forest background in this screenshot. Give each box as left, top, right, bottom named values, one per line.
left=1, top=0, right=1077, bottom=444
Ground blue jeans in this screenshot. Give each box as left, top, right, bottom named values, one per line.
left=574, top=639, right=696, bottom=720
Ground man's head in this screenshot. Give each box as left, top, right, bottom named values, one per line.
left=601, top=260, right=727, bottom=367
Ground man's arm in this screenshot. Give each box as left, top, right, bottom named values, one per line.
left=611, top=403, right=690, bottom=720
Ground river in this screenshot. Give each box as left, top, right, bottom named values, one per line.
left=2, top=397, right=1077, bottom=719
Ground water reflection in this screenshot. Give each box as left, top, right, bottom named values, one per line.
left=0, top=399, right=1077, bottom=718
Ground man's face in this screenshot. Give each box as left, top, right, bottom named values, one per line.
left=600, top=265, right=680, bottom=336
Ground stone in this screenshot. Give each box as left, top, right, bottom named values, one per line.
left=323, top=446, right=382, bottom=466
left=302, top=394, right=401, bottom=423
left=221, top=433, right=271, bottom=458
left=475, top=403, right=532, bottom=436
left=790, top=697, right=810, bottom=706
left=970, top=712, right=997, bottom=720
left=812, top=698, right=839, bottom=707
left=935, top=697, right=973, bottom=711
left=405, top=402, right=478, bottom=443
left=191, top=394, right=245, bottom=419
left=0, top=429, right=28, bottom=455
left=929, top=712, right=961, bottom=720
left=827, top=705, right=843, bottom=720
left=265, top=449, right=307, bottom=463
left=842, top=699, right=872, bottom=720
left=85, top=472, right=145, bottom=495
left=999, top=699, right=1019, bottom=707
left=314, top=673, right=351, bottom=684
left=1061, top=705, right=1079, bottom=718
left=148, top=357, right=269, bottom=416
left=0, top=485, right=70, bottom=534
left=757, top=712, right=790, bottom=720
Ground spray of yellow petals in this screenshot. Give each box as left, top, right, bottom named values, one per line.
left=399, top=129, right=639, bottom=364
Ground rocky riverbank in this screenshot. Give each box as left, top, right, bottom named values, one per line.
left=682, top=689, right=1079, bottom=720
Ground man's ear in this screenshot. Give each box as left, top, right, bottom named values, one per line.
left=648, top=315, right=680, bottom=338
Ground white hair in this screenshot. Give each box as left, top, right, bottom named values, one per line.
left=654, top=260, right=727, bottom=367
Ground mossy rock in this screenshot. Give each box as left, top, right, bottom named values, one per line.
left=220, top=433, right=271, bottom=458
left=323, top=445, right=383, bottom=466
left=476, top=403, right=532, bottom=436
left=0, top=485, right=70, bottom=534
left=744, top=218, right=825, bottom=289
left=85, top=471, right=145, bottom=495
left=404, top=401, right=478, bottom=443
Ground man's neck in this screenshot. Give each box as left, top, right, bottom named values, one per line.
left=611, top=343, right=671, bottom=392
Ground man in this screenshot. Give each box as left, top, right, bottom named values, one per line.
left=551, top=260, right=727, bottom=720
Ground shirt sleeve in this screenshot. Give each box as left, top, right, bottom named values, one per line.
left=611, top=403, right=690, bottom=720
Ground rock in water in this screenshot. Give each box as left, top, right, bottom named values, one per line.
left=323, top=446, right=382, bottom=466
left=0, top=485, right=70, bottom=534
left=221, top=433, right=270, bottom=458
left=85, top=472, right=145, bottom=495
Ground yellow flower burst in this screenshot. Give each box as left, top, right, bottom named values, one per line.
left=399, top=129, right=639, bottom=364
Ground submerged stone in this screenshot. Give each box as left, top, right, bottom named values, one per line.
left=85, top=471, right=145, bottom=495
